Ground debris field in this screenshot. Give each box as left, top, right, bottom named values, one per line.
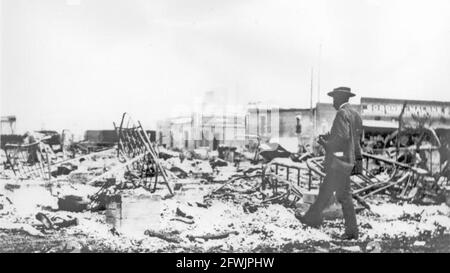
left=1, top=113, right=450, bottom=253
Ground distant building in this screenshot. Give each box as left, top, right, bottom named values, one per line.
left=361, top=97, right=450, bottom=131
left=0, top=116, right=20, bottom=150
left=158, top=113, right=246, bottom=150
left=245, top=103, right=279, bottom=142
left=245, top=103, right=359, bottom=153
left=157, top=91, right=246, bottom=150
left=246, top=104, right=311, bottom=152
left=84, top=130, right=155, bottom=145
left=158, top=95, right=450, bottom=152
left=0, top=115, right=17, bottom=135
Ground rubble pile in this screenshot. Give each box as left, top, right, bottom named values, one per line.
left=356, top=154, right=448, bottom=205
left=1, top=112, right=450, bottom=253
left=204, top=176, right=264, bottom=211
left=2, top=146, right=450, bottom=252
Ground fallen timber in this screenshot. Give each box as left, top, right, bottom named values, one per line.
left=362, top=152, right=428, bottom=174
left=303, top=152, right=446, bottom=205
left=50, top=148, right=115, bottom=168
left=119, top=115, right=173, bottom=195
left=4, top=139, right=53, bottom=180
left=205, top=162, right=305, bottom=209
left=187, top=231, right=239, bottom=241
left=144, top=230, right=182, bottom=244
left=89, top=113, right=174, bottom=207
left=361, top=152, right=437, bottom=202
left=3, top=134, right=115, bottom=181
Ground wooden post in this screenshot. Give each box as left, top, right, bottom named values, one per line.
left=153, top=163, right=159, bottom=192
left=429, top=147, right=432, bottom=174
left=45, top=149, right=51, bottom=180
left=308, top=169, right=312, bottom=191
left=397, top=102, right=407, bottom=160
left=261, top=165, right=266, bottom=190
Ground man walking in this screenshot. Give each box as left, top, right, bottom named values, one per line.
left=295, top=115, right=306, bottom=153
left=298, top=87, right=363, bottom=240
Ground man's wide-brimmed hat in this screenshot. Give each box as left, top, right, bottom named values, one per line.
left=327, top=87, right=355, bottom=98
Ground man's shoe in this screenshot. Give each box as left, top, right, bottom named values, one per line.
left=296, top=214, right=321, bottom=228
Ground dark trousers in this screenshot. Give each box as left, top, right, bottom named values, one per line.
left=303, top=169, right=358, bottom=235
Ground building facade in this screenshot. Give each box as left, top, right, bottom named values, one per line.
left=361, top=97, right=450, bottom=131
left=157, top=113, right=246, bottom=150
left=157, top=91, right=246, bottom=150
left=246, top=105, right=313, bottom=152
left=245, top=103, right=360, bottom=153
left=158, top=95, right=450, bottom=152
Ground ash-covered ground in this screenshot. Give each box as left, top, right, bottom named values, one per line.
left=1, top=151, right=450, bottom=253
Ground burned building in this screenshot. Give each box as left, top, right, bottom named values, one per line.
left=157, top=91, right=246, bottom=150
left=158, top=95, right=450, bottom=154
left=245, top=103, right=359, bottom=153
left=245, top=105, right=311, bottom=152
left=157, top=112, right=246, bottom=151
left=360, top=97, right=450, bottom=152
left=0, top=116, right=21, bottom=150
left=245, top=97, right=450, bottom=154
left=361, top=97, right=450, bottom=133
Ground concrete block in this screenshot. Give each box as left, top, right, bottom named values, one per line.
left=57, top=195, right=89, bottom=212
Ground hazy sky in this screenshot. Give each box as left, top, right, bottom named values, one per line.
left=1, top=0, right=450, bottom=135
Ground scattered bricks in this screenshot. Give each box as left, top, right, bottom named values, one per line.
left=173, top=182, right=183, bottom=191
left=51, top=164, right=77, bottom=177
left=4, top=183, right=20, bottom=191
left=57, top=195, right=89, bottom=212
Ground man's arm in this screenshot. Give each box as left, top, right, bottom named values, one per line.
left=322, top=110, right=350, bottom=152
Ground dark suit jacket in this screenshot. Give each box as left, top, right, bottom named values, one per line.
left=323, top=103, right=363, bottom=174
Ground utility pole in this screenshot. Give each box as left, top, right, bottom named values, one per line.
left=223, top=111, right=226, bottom=146
left=317, top=43, right=322, bottom=104
left=310, top=67, right=315, bottom=150
left=310, top=67, right=314, bottom=110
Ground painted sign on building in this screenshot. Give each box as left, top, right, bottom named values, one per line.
left=361, top=97, right=450, bottom=119
left=361, top=97, right=450, bottom=129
